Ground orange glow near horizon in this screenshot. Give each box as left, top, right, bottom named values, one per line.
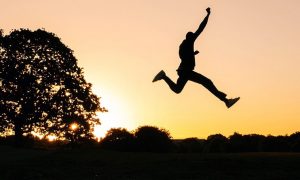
left=2, top=1, right=300, bottom=139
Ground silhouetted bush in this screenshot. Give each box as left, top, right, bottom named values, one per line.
left=134, top=126, right=173, bottom=152
left=100, top=128, right=135, bottom=151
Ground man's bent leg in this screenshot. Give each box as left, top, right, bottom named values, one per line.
left=163, top=74, right=187, bottom=94
left=188, top=71, right=227, bottom=101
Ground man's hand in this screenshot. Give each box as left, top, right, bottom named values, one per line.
left=206, top=7, right=211, bottom=15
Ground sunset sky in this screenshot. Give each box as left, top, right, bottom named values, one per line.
left=2, top=0, right=300, bottom=139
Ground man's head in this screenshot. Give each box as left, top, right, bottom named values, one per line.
left=186, top=32, right=194, bottom=40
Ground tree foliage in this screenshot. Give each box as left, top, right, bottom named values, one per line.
left=175, top=138, right=205, bottom=153
left=228, top=133, right=265, bottom=152
left=204, top=134, right=228, bottom=153
left=100, top=128, right=135, bottom=151
left=289, top=132, right=300, bottom=152
left=0, top=29, right=105, bottom=143
left=99, top=126, right=173, bottom=152
left=134, top=126, right=173, bottom=152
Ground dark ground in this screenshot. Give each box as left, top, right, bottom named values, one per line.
left=1, top=145, right=300, bottom=180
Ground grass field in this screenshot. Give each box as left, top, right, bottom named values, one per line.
left=1, top=145, right=300, bottom=180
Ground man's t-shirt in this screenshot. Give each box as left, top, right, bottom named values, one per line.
left=178, top=39, right=196, bottom=71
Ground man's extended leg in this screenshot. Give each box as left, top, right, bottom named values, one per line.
left=188, top=71, right=227, bottom=102
left=153, top=70, right=239, bottom=108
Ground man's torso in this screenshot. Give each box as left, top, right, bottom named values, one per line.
left=178, top=39, right=195, bottom=71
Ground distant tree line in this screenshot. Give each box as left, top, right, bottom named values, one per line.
left=99, top=127, right=300, bottom=153
left=1, top=125, right=300, bottom=153
left=176, top=132, right=300, bottom=153
left=100, top=126, right=300, bottom=153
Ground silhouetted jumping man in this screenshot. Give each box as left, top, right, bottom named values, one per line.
left=153, top=7, right=240, bottom=108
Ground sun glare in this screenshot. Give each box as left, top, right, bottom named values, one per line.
left=70, top=123, right=78, bottom=131
left=93, top=124, right=106, bottom=141
left=92, top=92, right=132, bottom=138
left=31, top=131, right=44, bottom=139
left=47, top=135, right=57, bottom=141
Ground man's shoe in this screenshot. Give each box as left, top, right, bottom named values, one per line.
left=226, top=97, right=240, bottom=108
left=152, top=70, right=165, bottom=82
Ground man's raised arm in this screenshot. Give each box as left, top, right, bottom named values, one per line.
left=194, top=8, right=211, bottom=39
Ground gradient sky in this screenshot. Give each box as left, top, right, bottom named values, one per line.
left=2, top=0, right=300, bottom=139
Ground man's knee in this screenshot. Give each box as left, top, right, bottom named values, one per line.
left=170, top=84, right=184, bottom=94
left=172, top=87, right=184, bottom=94
left=174, top=89, right=182, bottom=94
left=206, top=78, right=213, bottom=85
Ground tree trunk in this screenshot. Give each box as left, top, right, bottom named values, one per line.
left=14, top=119, right=23, bottom=147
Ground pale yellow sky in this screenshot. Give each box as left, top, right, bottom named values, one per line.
left=2, top=0, right=300, bottom=138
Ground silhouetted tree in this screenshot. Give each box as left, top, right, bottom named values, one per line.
left=204, top=134, right=228, bottom=153
left=244, top=134, right=265, bottom=152
left=0, top=29, right=105, bottom=145
left=262, top=135, right=289, bottom=152
left=289, top=132, right=300, bottom=152
left=134, top=126, right=173, bottom=152
left=175, top=137, right=205, bottom=153
left=228, top=132, right=245, bottom=152
left=229, top=133, right=265, bottom=152
left=100, top=128, right=135, bottom=151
